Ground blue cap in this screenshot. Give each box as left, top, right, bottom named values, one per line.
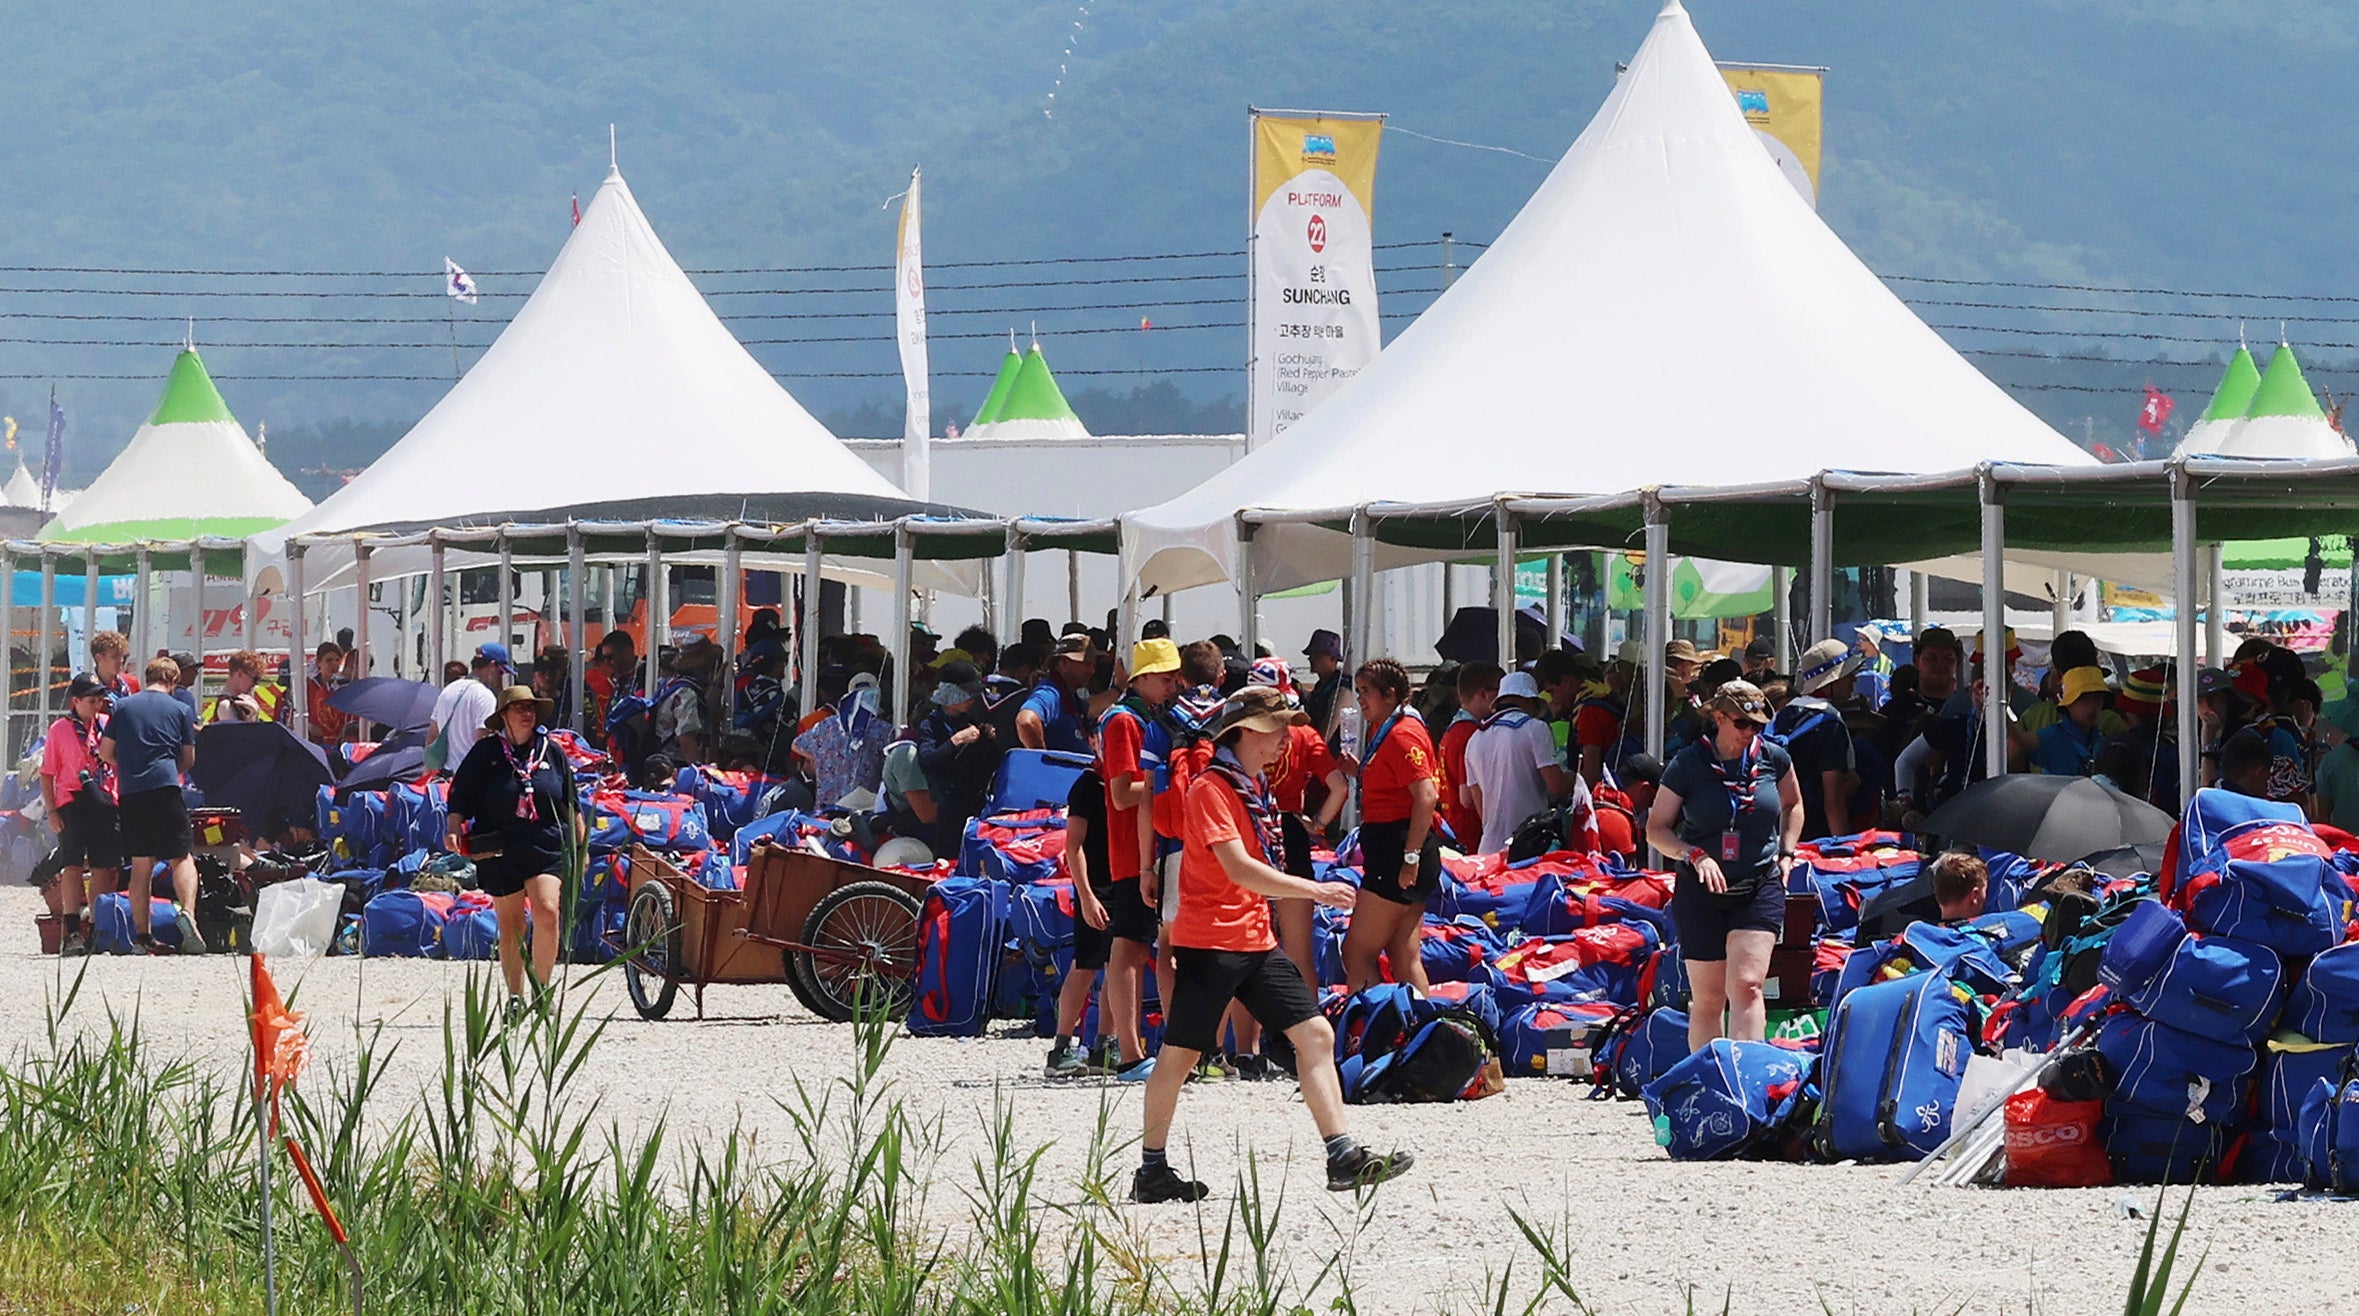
left=473, top=642, right=513, bottom=668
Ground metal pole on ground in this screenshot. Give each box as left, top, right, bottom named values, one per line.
left=1117, top=536, right=1140, bottom=656
left=287, top=545, right=308, bottom=741
left=1979, top=468, right=2008, bottom=779
left=1004, top=531, right=1027, bottom=641
left=352, top=544, right=371, bottom=682
left=2171, top=463, right=2200, bottom=806
left=1643, top=495, right=1670, bottom=763
left=1808, top=476, right=1834, bottom=644
left=427, top=534, right=447, bottom=682
left=719, top=527, right=742, bottom=724
left=1491, top=509, right=1518, bottom=671
left=890, top=523, right=915, bottom=725
left=1348, top=506, right=1375, bottom=668
left=800, top=528, right=825, bottom=719
left=2204, top=544, right=2227, bottom=667
left=642, top=534, right=663, bottom=702
left=566, top=526, right=588, bottom=734
left=133, top=546, right=153, bottom=668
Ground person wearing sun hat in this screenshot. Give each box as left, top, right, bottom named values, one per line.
left=447, top=684, right=582, bottom=1019
left=1771, top=639, right=1863, bottom=841
left=1130, top=684, right=1414, bottom=1205
left=2096, top=666, right=2177, bottom=805
left=2030, top=666, right=2114, bottom=777
left=1851, top=625, right=1896, bottom=711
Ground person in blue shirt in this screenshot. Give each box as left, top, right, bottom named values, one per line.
left=2030, top=666, right=2111, bottom=777
left=1017, top=633, right=1095, bottom=754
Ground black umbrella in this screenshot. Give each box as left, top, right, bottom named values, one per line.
left=337, top=726, right=431, bottom=792
left=1433, top=606, right=1578, bottom=666
left=1918, top=775, right=2174, bottom=864
left=2078, top=842, right=2166, bottom=881
left=325, top=677, right=439, bottom=731
left=192, top=722, right=333, bottom=833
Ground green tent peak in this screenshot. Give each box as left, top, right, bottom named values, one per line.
left=995, top=344, right=1082, bottom=425
left=971, top=349, right=1022, bottom=427
left=147, top=349, right=238, bottom=426
left=2244, top=343, right=2327, bottom=421
left=2197, top=346, right=2260, bottom=422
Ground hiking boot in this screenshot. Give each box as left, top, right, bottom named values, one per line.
left=58, top=927, right=87, bottom=957
left=1044, top=1045, right=1090, bottom=1081
left=1326, top=1146, right=1416, bottom=1193
left=1130, top=1163, right=1210, bottom=1205
left=1113, top=1056, right=1157, bottom=1084
left=174, top=909, right=207, bottom=956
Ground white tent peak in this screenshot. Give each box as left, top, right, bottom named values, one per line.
left=2, top=458, right=38, bottom=509
left=1122, top=0, right=2090, bottom=596
left=263, top=167, right=933, bottom=550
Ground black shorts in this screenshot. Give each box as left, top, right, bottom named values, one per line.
left=1165, top=946, right=1321, bottom=1055
left=1103, top=876, right=1159, bottom=945
left=1356, top=818, right=1441, bottom=907
left=1281, top=812, right=1315, bottom=881
left=1072, top=881, right=1116, bottom=971
left=118, top=786, right=192, bottom=862
left=473, top=830, right=564, bottom=899
left=1670, top=872, right=1785, bottom=961
left=56, top=795, right=125, bottom=870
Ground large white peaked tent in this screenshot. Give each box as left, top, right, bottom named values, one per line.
left=42, top=347, right=311, bottom=543
left=1124, top=0, right=2093, bottom=597
left=265, top=166, right=939, bottom=557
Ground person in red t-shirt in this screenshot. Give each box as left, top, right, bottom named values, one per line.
left=1132, top=685, right=1414, bottom=1204
left=1252, top=660, right=1348, bottom=987
left=1094, top=638, right=1184, bottom=1078
left=1439, top=662, right=1500, bottom=851
left=1589, top=751, right=1662, bottom=864
left=1344, top=659, right=1442, bottom=991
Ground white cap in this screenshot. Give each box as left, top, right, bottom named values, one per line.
left=1498, top=671, right=1542, bottom=700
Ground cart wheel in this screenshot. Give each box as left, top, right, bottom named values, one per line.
left=794, top=881, right=923, bottom=1023
left=781, top=945, right=836, bottom=1020
left=623, top=883, right=681, bottom=1021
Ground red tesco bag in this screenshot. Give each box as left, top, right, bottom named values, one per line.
left=2001, top=1089, right=2112, bottom=1188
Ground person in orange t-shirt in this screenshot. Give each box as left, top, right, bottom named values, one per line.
left=1130, top=685, right=1415, bottom=1205
left=1344, top=659, right=1442, bottom=992
left=1251, top=658, right=1348, bottom=986
left=1438, top=662, right=1501, bottom=851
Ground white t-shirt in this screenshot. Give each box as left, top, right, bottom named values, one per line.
left=432, top=677, right=497, bottom=762
left=1467, top=708, right=1582, bottom=855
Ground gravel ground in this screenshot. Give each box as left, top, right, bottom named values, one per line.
left=9, top=883, right=2358, bottom=1314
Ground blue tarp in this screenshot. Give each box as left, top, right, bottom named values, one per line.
left=9, top=572, right=137, bottom=608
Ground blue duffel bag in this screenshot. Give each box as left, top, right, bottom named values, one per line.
left=1640, top=1039, right=1812, bottom=1161
left=1828, top=923, right=2013, bottom=1015
left=2098, top=901, right=2285, bottom=1047
left=2096, top=1012, right=2255, bottom=1124
left=2177, top=853, right=2342, bottom=958
left=2286, top=943, right=2359, bottom=1044
left=1814, top=971, right=1976, bottom=1162
left=2297, top=1059, right=2359, bottom=1192
left=906, top=877, right=1011, bottom=1037
left=2105, top=1113, right=2225, bottom=1185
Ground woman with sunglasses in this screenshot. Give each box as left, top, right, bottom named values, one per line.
left=1643, top=679, right=1803, bottom=1053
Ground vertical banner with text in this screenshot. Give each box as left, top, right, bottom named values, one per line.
left=1717, top=65, right=1824, bottom=209
left=895, top=167, right=931, bottom=502
left=1248, top=109, right=1383, bottom=450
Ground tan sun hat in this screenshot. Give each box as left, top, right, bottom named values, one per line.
left=1210, top=684, right=1310, bottom=739
left=484, top=684, right=556, bottom=731
left=1710, top=679, right=1771, bottom=727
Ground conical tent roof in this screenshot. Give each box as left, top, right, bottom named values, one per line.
left=1123, top=0, right=2091, bottom=596
left=970, top=346, right=1022, bottom=428
left=2, top=459, right=37, bottom=509
left=264, top=167, right=943, bottom=548
left=2175, top=345, right=2260, bottom=456
left=2211, top=343, right=2353, bottom=460
left=967, top=341, right=1089, bottom=439
left=40, top=348, right=312, bottom=542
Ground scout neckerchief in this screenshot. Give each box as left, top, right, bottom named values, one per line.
left=1698, top=730, right=1767, bottom=825
left=75, top=711, right=113, bottom=794
left=1359, top=703, right=1409, bottom=781
left=498, top=730, right=551, bottom=823
left=1202, top=745, right=1284, bottom=871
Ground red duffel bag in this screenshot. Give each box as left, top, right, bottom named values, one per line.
left=2002, top=1088, right=2112, bottom=1188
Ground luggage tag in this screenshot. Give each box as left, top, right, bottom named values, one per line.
left=1719, top=831, right=1742, bottom=863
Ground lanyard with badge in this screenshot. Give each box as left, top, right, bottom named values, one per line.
left=1698, top=734, right=1761, bottom=865
left=1359, top=708, right=1407, bottom=781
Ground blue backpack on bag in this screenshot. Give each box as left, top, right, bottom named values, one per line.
left=2177, top=853, right=2343, bottom=958
left=1815, top=972, right=1976, bottom=1161
left=1828, top=923, right=2013, bottom=1015
left=907, top=877, right=1010, bottom=1037
left=2095, top=1013, right=2255, bottom=1124
left=2098, top=899, right=2286, bottom=1046
left=2286, top=942, right=2359, bottom=1044
left=1641, top=1039, right=1812, bottom=1161
left=2298, top=1057, right=2359, bottom=1192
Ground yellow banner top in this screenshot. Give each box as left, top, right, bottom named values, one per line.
left=1719, top=66, right=1823, bottom=203
left=1252, top=113, right=1383, bottom=215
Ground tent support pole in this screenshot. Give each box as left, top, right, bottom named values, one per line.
left=1004, top=532, right=1026, bottom=640
left=643, top=535, right=663, bottom=703
left=1979, top=468, right=2007, bottom=780
left=242, top=550, right=259, bottom=657
left=1908, top=569, right=1927, bottom=638
left=1771, top=567, right=1792, bottom=671
left=287, top=545, right=308, bottom=743
left=1544, top=552, right=1564, bottom=652
left=1643, top=495, right=1670, bottom=765
left=602, top=564, right=618, bottom=649
left=81, top=548, right=98, bottom=671
left=719, top=528, right=742, bottom=725
left=190, top=543, right=206, bottom=704
left=0, top=545, right=14, bottom=758
left=800, top=529, right=825, bottom=719
left=1492, top=506, right=1517, bottom=670
left=427, top=533, right=447, bottom=683
left=2051, top=570, right=2070, bottom=638
left=1440, top=561, right=1456, bottom=640
left=1808, top=475, right=1834, bottom=644
left=566, top=527, right=588, bottom=735
left=1236, top=520, right=1259, bottom=659
left=890, top=524, right=915, bottom=726
left=35, top=550, right=54, bottom=730
left=394, top=564, right=409, bottom=680
left=1066, top=550, right=1081, bottom=627
left=352, top=544, right=371, bottom=682
left=2204, top=544, right=2226, bottom=666
left=1117, top=540, right=1140, bottom=656
left=2171, top=463, right=2200, bottom=805
left=496, top=529, right=515, bottom=662
left=1348, top=506, right=1375, bottom=670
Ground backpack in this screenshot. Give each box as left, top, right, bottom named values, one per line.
left=1815, top=972, right=1977, bottom=1162
left=671, top=766, right=789, bottom=843
left=1336, top=987, right=1504, bottom=1104
left=438, top=894, right=503, bottom=961
left=2299, top=1054, right=2359, bottom=1192
left=1828, top=923, right=2014, bottom=1015
left=958, top=809, right=1068, bottom=884
left=1501, top=1000, right=1619, bottom=1078
left=1642, top=1039, right=1813, bottom=1161
left=2106, top=1113, right=2227, bottom=1185
left=2095, top=1012, right=2255, bottom=1124
left=2097, top=900, right=2286, bottom=1047
left=907, top=877, right=1011, bottom=1037
left=1011, top=880, right=1079, bottom=1035
left=2286, top=943, right=2359, bottom=1044
left=2171, top=851, right=2344, bottom=958
left=1593, top=1006, right=1691, bottom=1098
left=387, top=780, right=450, bottom=857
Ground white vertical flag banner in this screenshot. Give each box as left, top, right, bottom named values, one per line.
left=895, top=167, right=932, bottom=502
left=443, top=258, right=478, bottom=304
left=1247, top=109, right=1384, bottom=451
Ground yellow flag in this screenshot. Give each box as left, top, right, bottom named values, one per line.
left=1719, top=65, right=1824, bottom=207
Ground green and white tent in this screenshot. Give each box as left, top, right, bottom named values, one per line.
left=968, top=342, right=1023, bottom=429
left=965, top=338, right=1089, bottom=440
left=2173, top=344, right=2260, bottom=456
left=2209, top=341, right=2354, bottom=460
left=39, top=348, right=312, bottom=543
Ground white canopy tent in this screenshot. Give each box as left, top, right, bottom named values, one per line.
left=1122, top=0, right=2093, bottom=602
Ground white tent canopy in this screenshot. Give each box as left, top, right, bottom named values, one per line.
left=1122, top=0, right=2093, bottom=597
left=260, top=166, right=952, bottom=584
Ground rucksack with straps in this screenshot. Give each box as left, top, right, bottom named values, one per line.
left=1335, top=985, right=1505, bottom=1104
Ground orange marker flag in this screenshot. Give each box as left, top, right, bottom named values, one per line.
left=248, top=953, right=309, bottom=1132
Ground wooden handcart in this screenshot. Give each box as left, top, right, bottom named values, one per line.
left=614, top=842, right=930, bottom=1022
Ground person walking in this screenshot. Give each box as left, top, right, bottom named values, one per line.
left=42, top=674, right=123, bottom=955
left=99, top=657, right=203, bottom=953
left=1251, top=658, right=1346, bottom=986
left=447, top=685, right=581, bottom=1020
left=429, top=643, right=507, bottom=770
left=1341, top=659, right=1441, bottom=992
left=1644, top=680, right=1802, bottom=1053
left=1132, top=685, right=1414, bottom=1203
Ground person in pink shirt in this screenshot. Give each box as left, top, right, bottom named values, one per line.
left=42, top=675, right=124, bottom=956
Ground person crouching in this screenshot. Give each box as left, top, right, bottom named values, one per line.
left=1133, top=685, right=1415, bottom=1203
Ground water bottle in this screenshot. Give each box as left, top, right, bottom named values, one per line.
left=1336, top=701, right=1362, bottom=764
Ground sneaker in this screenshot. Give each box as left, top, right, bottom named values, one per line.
left=1130, top=1162, right=1210, bottom=1205
left=58, top=927, right=86, bottom=957
left=1044, top=1045, right=1090, bottom=1081
left=1326, top=1146, right=1416, bottom=1193
left=1113, top=1056, right=1157, bottom=1084
left=504, top=996, right=528, bottom=1026
left=1190, top=1057, right=1232, bottom=1084
left=1229, top=1053, right=1273, bottom=1082
left=134, top=933, right=170, bottom=956
left=174, top=909, right=207, bottom=956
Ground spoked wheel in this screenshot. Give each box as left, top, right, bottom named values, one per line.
left=793, top=881, right=923, bottom=1022
left=623, top=883, right=682, bottom=1021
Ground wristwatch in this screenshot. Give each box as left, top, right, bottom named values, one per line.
left=1401, top=851, right=1421, bottom=866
